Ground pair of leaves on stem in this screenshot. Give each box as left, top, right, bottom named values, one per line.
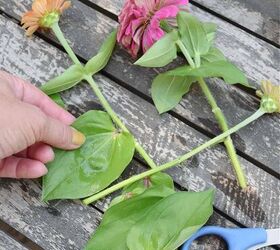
left=42, top=110, right=135, bottom=201
left=135, top=12, right=218, bottom=69
left=153, top=60, right=249, bottom=113
left=40, top=30, right=117, bottom=95
left=136, top=12, right=249, bottom=114
left=109, top=172, right=175, bottom=207
left=41, top=30, right=124, bottom=200
left=86, top=172, right=214, bottom=250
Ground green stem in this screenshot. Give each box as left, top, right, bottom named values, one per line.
left=51, top=22, right=81, bottom=66
left=85, top=76, right=157, bottom=169
left=135, top=142, right=157, bottom=169
left=197, top=78, right=247, bottom=188
left=85, top=76, right=128, bottom=132
left=83, top=108, right=265, bottom=204
left=176, top=40, right=195, bottom=68
left=194, top=53, right=201, bottom=68
left=177, top=39, right=246, bottom=188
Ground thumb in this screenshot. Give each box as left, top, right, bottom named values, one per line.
left=40, top=116, right=86, bottom=150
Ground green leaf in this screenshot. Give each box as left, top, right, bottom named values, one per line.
left=177, top=12, right=211, bottom=58
left=126, top=189, right=214, bottom=250
left=40, top=64, right=85, bottom=95
left=167, top=60, right=249, bottom=86
left=42, top=110, right=135, bottom=201
left=49, top=93, right=66, bottom=108
left=203, top=22, right=217, bottom=44
left=85, top=185, right=175, bottom=250
left=85, top=30, right=117, bottom=75
left=109, top=173, right=175, bottom=207
left=151, top=73, right=197, bottom=114
left=135, top=30, right=179, bottom=67
left=201, top=47, right=226, bottom=63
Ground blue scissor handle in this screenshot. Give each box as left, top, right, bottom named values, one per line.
left=181, top=226, right=267, bottom=250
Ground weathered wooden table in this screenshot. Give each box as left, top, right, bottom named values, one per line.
left=0, top=0, right=279, bottom=249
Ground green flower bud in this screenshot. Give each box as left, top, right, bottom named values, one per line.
left=258, top=81, right=280, bottom=113
left=40, top=12, right=60, bottom=28
left=261, top=97, right=278, bottom=113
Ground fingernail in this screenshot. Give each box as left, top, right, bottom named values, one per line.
left=71, top=128, right=86, bottom=146
left=64, top=112, right=76, bottom=125
left=29, top=163, right=48, bottom=178
left=41, top=165, right=48, bottom=176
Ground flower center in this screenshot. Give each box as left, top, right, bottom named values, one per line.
left=261, top=96, right=278, bottom=113
left=40, top=11, right=60, bottom=28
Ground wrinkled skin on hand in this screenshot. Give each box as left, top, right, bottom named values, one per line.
left=0, top=70, right=85, bottom=179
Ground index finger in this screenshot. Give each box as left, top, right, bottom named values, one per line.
left=0, top=70, right=75, bottom=125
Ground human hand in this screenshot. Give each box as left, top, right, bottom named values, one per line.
left=0, top=70, right=85, bottom=179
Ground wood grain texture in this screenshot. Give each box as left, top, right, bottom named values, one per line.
left=0, top=230, right=28, bottom=250
left=1, top=15, right=279, bottom=231
left=194, top=0, right=280, bottom=44
left=1, top=0, right=279, bottom=174
left=0, top=178, right=101, bottom=250
left=0, top=15, right=241, bottom=250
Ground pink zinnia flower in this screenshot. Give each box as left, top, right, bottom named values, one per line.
left=117, top=0, right=188, bottom=57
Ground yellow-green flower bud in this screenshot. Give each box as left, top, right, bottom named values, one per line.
left=258, top=80, right=280, bottom=113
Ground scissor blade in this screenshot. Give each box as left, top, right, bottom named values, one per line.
left=248, top=228, right=280, bottom=250
left=266, top=228, right=280, bottom=246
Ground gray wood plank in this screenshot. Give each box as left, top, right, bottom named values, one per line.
left=0, top=179, right=101, bottom=250
left=1, top=0, right=279, bottom=174
left=1, top=15, right=279, bottom=230
left=0, top=230, right=28, bottom=250
left=194, top=0, right=280, bottom=44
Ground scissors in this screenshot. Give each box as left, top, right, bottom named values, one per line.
left=181, top=226, right=280, bottom=250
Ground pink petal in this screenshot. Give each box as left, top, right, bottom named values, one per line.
left=117, top=0, right=189, bottom=57
left=122, top=35, right=132, bottom=47
left=130, top=41, right=140, bottom=57
left=162, top=0, right=188, bottom=7
left=136, top=0, right=156, bottom=12
left=131, top=17, right=145, bottom=35
left=142, top=25, right=164, bottom=52
left=133, top=25, right=145, bottom=45
left=142, top=28, right=154, bottom=51
left=152, top=27, right=165, bottom=41
left=153, top=5, right=180, bottom=20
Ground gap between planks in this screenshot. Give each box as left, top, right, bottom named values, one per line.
left=0, top=219, right=42, bottom=250
left=189, top=0, right=280, bottom=48
left=192, top=0, right=280, bottom=46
